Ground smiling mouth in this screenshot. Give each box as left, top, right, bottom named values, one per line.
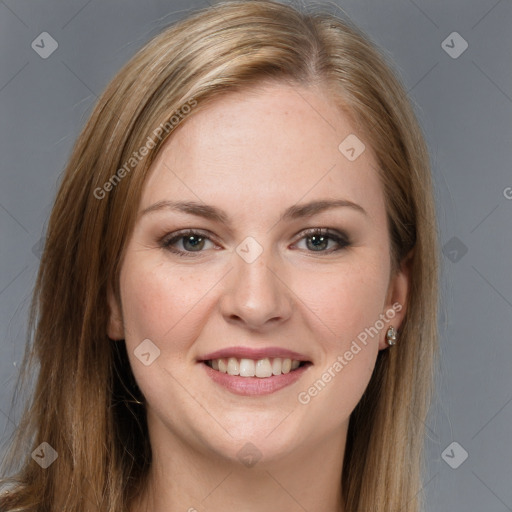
left=203, top=357, right=311, bottom=378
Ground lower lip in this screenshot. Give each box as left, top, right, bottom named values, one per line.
left=201, top=362, right=311, bottom=396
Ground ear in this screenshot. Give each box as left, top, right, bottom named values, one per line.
left=107, top=285, right=124, bottom=340
left=378, top=249, right=414, bottom=350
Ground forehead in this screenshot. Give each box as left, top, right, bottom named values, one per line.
left=141, top=82, right=385, bottom=226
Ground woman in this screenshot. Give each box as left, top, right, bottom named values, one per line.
left=0, top=1, right=439, bottom=510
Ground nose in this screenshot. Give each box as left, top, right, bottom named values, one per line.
left=219, top=248, right=294, bottom=331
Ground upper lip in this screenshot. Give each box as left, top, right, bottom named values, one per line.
left=199, top=346, right=311, bottom=362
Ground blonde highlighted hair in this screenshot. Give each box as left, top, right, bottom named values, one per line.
left=0, top=1, right=439, bottom=510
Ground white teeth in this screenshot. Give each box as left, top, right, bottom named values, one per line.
left=255, top=358, right=272, bottom=378
left=218, top=358, right=227, bottom=373
left=207, top=357, right=304, bottom=377
left=282, top=358, right=292, bottom=374
left=272, top=358, right=282, bottom=375
left=239, top=359, right=255, bottom=377
left=227, top=357, right=239, bottom=376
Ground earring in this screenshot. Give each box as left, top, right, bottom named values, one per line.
left=386, top=326, right=397, bottom=346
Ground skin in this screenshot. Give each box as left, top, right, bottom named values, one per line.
left=108, top=81, right=410, bottom=512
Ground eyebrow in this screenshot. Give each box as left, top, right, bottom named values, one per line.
left=140, top=198, right=367, bottom=224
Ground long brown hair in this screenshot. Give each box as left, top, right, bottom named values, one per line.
left=0, top=1, right=439, bottom=510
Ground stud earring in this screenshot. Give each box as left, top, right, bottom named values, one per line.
left=386, top=326, right=397, bottom=346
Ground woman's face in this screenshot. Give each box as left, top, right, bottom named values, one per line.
left=108, top=81, right=409, bottom=465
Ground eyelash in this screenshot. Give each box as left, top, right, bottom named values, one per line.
left=159, top=228, right=351, bottom=258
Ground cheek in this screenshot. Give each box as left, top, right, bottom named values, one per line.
left=119, top=256, right=215, bottom=350
left=291, top=255, right=390, bottom=343
left=293, top=266, right=384, bottom=424
left=118, top=257, right=221, bottom=405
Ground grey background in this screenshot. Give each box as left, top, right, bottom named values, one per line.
left=1, top=0, right=511, bottom=509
